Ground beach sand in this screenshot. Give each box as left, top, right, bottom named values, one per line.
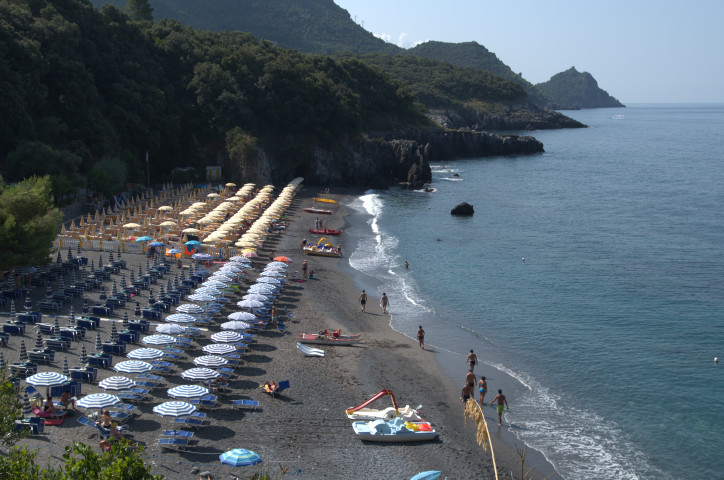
left=3, top=188, right=550, bottom=480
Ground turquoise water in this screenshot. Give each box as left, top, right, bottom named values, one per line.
left=345, top=104, right=724, bottom=479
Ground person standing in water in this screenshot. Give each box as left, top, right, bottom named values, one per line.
left=417, top=326, right=425, bottom=349
left=478, top=376, right=487, bottom=405
left=489, top=389, right=509, bottom=427
left=380, top=292, right=389, bottom=314
left=358, top=290, right=367, bottom=312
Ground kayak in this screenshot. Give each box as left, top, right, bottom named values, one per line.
left=296, top=333, right=362, bottom=345
left=314, top=197, right=338, bottom=204
left=303, top=208, right=332, bottom=215
left=309, top=228, right=342, bottom=235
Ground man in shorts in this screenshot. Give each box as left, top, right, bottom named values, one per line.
left=467, top=349, right=478, bottom=372
left=460, top=383, right=473, bottom=410
left=489, top=389, right=509, bottom=427
left=358, top=290, right=367, bottom=312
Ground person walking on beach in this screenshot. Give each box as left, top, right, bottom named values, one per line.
left=359, top=290, right=367, bottom=312
left=302, top=260, right=308, bottom=279
left=489, top=389, right=509, bottom=427
left=461, top=383, right=473, bottom=409
left=465, top=368, right=477, bottom=391
left=380, top=292, right=389, bottom=314
left=467, top=349, right=478, bottom=372
left=478, top=376, right=488, bottom=405
left=417, top=326, right=425, bottom=349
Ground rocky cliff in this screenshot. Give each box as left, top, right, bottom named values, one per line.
left=240, top=129, right=544, bottom=189
left=426, top=102, right=587, bottom=131
left=536, top=67, right=624, bottom=109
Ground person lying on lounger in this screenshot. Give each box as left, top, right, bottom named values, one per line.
left=44, top=396, right=60, bottom=414
left=262, top=380, right=278, bottom=394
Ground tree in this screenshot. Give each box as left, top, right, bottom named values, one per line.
left=0, top=176, right=64, bottom=271
left=125, top=0, right=153, bottom=22
left=0, top=368, right=26, bottom=449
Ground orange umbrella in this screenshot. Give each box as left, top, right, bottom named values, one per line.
left=273, top=256, right=293, bottom=263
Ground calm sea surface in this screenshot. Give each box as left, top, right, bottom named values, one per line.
left=345, top=104, right=724, bottom=479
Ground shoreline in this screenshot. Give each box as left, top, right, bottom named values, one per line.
left=5, top=184, right=556, bottom=479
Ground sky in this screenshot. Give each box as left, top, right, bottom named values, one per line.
left=334, top=0, right=724, bottom=103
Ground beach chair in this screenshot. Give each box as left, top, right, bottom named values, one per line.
left=231, top=399, right=260, bottom=410
left=77, top=416, right=95, bottom=428
left=157, top=438, right=193, bottom=451
left=173, top=417, right=209, bottom=429
left=116, top=392, right=144, bottom=403
left=108, top=411, right=132, bottom=424
left=284, top=306, right=296, bottom=321
left=189, top=394, right=218, bottom=410
left=161, top=429, right=194, bottom=439
left=94, top=423, right=111, bottom=440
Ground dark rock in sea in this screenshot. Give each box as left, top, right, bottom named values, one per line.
left=451, top=202, right=474, bottom=216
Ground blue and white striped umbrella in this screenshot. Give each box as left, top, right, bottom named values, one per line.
left=210, top=331, right=245, bottom=343
left=0, top=351, right=5, bottom=370
left=201, top=280, right=230, bottom=289
left=228, top=311, right=256, bottom=321
left=114, top=360, right=153, bottom=374
left=194, top=287, right=225, bottom=297
left=202, top=344, right=237, bottom=356
left=99, top=376, right=136, bottom=391
left=230, top=255, right=252, bottom=263
left=22, top=392, right=33, bottom=417
left=209, top=274, right=235, bottom=283
left=127, top=348, right=165, bottom=360
left=76, top=393, right=121, bottom=409
left=79, top=344, right=88, bottom=365
left=266, top=261, right=289, bottom=268
left=153, top=401, right=197, bottom=417
left=256, top=276, right=284, bottom=285
left=62, top=356, right=70, bottom=377
left=165, top=313, right=196, bottom=324
left=236, top=299, right=264, bottom=309
left=242, top=293, right=270, bottom=302
left=188, top=293, right=218, bottom=302
left=155, top=324, right=187, bottom=335
left=142, top=334, right=178, bottom=346
left=221, top=320, right=251, bottom=331
left=191, top=253, right=213, bottom=261
left=260, top=270, right=285, bottom=278
left=193, top=355, right=228, bottom=368
left=167, top=384, right=209, bottom=399
left=248, top=284, right=277, bottom=294
left=25, top=371, right=70, bottom=387
left=180, top=367, right=221, bottom=381
left=219, top=448, right=262, bottom=467
left=95, top=332, right=103, bottom=351
left=176, top=304, right=204, bottom=314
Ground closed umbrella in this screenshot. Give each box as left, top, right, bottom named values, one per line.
left=114, top=360, right=153, bottom=374
left=23, top=294, right=32, bottom=312
left=0, top=351, right=5, bottom=369
left=95, top=332, right=102, bottom=352
left=34, top=329, right=45, bottom=350
left=110, top=321, right=119, bottom=343
left=167, top=385, right=209, bottom=399
left=127, top=348, right=165, bottom=360
left=18, top=341, right=28, bottom=363
left=153, top=401, right=196, bottom=417
left=193, top=355, right=228, bottom=368
left=79, top=344, right=88, bottom=365
left=219, top=448, right=262, bottom=467
left=22, top=392, right=34, bottom=418
left=76, top=393, right=121, bottom=410
left=123, top=311, right=129, bottom=329
left=99, top=376, right=136, bottom=391
left=62, top=357, right=70, bottom=377
left=180, top=368, right=220, bottom=382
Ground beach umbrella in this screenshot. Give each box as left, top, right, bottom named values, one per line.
left=221, top=320, right=251, bottom=331
left=18, top=341, right=28, bottom=363
left=76, top=241, right=82, bottom=256
left=166, top=248, right=182, bottom=254
left=62, top=356, right=70, bottom=377
left=236, top=299, right=264, bottom=309
left=67, top=247, right=73, bottom=261
left=129, top=270, right=136, bottom=284
left=95, top=332, right=103, bottom=351
left=273, top=256, right=293, bottom=263
left=256, top=276, right=283, bottom=285
left=165, top=313, right=196, bottom=324
left=26, top=372, right=70, bottom=388
left=201, top=280, right=230, bottom=289
left=176, top=304, right=204, bottom=314
left=228, top=311, right=256, bottom=321
left=193, top=355, right=228, bottom=368
left=219, top=264, right=244, bottom=274
left=34, top=329, right=45, bottom=350
left=248, top=284, right=277, bottom=293
left=0, top=352, right=5, bottom=369
left=68, top=305, right=75, bottom=323
left=9, top=300, right=15, bottom=317
left=123, top=311, right=129, bottom=329
left=242, top=251, right=257, bottom=258
left=195, top=287, right=225, bottom=297
left=135, top=302, right=141, bottom=317
left=135, top=236, right=153, bottom=242
left=242, top=293, right=270, bottom=303
left=180, top=367, right=220, bottom=381
left=266, top=261, right=289, bottom=269
left=53, top=316, right=61, bottom=333
left=120, top=273, right=127, bottom=288
left=56, top=251, right=62, bottom=263
left=409, top=472, right=442, bottom=480
left=111, top=281, right=117, bottom=296
left=219, top=448, right=262, bottom=467
left=192, top=253, right=213, bottom=261
left=185, top=240, right=202, bottom=247
left=110, top=321, right=119, bottom=343
left=188, top=293, right=218, bottom=303
left=114, top=360, right=153, bottom=374
left=156, top=324, right=187, bottom=335
left=76, top=393, right=122, bottom=410
left=260, top=269, right=285, bottom=278
left=127, top=348, right=165, bottom=360
left=209, top=274, right=235, bottom=283
left=147, top=292, right=156, bottom=306
left=142, top=334, right=178, bottom=346
left=83, top=297, right=89, bottom=313
left=99, top=376, right=136, bottom=391
left=153, top=401, right=196, bottom=417
left=149, top=241, right=164, bottom=247
left=202, top=344, right=237, bottom=356
left=167, top=385, right=209, bottom=399
left=210, top=331, right=245, bottom=343
left=22, top=392, right=34, bottom=418
left=24, top=294, right=32, bottom=312
left=230, top=255, right=252, bottom=262
left=79, top=344, right=88, bottom=365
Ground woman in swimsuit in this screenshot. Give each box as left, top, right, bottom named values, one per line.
left=478, top=376, right=487, bottom=405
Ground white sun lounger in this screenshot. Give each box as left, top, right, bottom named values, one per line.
left=297, top=342, right=324, bottom=357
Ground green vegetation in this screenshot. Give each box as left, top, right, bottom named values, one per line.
left=536, top=67, right=624, bottom=109
left=0, top=175, right=63, bottom=271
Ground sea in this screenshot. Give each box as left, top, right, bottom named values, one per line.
left=343, top=104, right=724, bottom=480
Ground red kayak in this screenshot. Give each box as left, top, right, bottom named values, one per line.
left=309, top=228, right=342, bottom=235
left=303, top=208, right=332, bottom=215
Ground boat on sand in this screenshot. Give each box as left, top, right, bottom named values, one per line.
left=314, top=197, right=338, bottom=204
left=352, top=418, right=437, bottom=442
left=346, top=389, right=424, bottom=421
left=303, top=207, right=332, bottom=215
left=308, top=228, right=342, bottom=235
left=296, top=333, right=362, bottom=345
left=303, top=237, right=341, bottom=257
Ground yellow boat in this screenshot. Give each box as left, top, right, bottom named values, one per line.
left=314, top=197, right=338, bottom=204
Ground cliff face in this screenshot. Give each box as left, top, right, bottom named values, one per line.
left=427, top=102, right=586, bottom=131
left=245, top=130, right=543, bottom=188
left=536, top=67, right=624, bottom=109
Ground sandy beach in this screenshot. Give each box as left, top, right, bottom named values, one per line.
left=2, top=187, right=548, bottom=480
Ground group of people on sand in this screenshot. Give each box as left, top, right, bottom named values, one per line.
left=461, top=349, right=509, bottom=427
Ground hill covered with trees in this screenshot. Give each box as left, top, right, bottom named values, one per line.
left=536, top=67, right=624, bottom=109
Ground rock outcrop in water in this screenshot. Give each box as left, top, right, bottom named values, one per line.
left=451, top=202, right=475, bottom=216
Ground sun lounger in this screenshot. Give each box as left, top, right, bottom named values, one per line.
left=108, top=411, right=132, bottom=424
left=77, top=416, right=95, bottom=428
left=25, top=385, right=42, bottom=399
left=161, top=429, right=194, bottom=439
left=3, top=323, right=25, bottom=336
left=158, top=437, right=194, bottom=451
left=116, top=393, right=144, bottom=403
left=189, top=394, right=218, bottom=410
left=231, top=399, right=260, bottom=410
left=173, top=417, right=209, bottom=429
